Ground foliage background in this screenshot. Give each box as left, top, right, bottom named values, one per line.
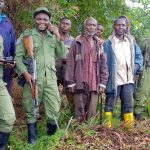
left=4, top=0, right=150, bottom=42
left=4, top=1, right=150, bottom=149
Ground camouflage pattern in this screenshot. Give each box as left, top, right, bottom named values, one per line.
left=0, top=36, right=16, bottom=132
left=16, top=28, right=66, bottom=124
left=134, top=38, right=150, bottom=116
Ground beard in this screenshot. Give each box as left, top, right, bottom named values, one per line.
left=85, top=30, right=96, bottom=36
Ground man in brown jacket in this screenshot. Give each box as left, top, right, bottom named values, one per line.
left=65, top=17, right=108, bottom=122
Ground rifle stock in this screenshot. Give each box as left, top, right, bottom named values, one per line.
left=23, top=36, right=39, bottom=119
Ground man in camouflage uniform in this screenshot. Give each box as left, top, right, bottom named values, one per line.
left=16, top=7, right=66, bottom=144
left=0, top=35, right=16, bottom=150
left=134, top=38, right=150, bottom=120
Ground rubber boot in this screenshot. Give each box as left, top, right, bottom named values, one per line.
left=0, top=131, right=10, bottom=150
left=27, top=123, right=37, bottom=144
left=104, top=112, right=112, bottom=128
left=47, top=123, right=57, bottom=136
left=124, top=112, right=135, bottom=130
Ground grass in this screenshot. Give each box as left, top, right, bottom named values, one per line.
left=9, top=100, right=150, bottom=150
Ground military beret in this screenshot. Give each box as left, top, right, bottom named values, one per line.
left=33, top=7, right=51, bottom=18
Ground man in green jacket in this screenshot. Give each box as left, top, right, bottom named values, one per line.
left=0, top=35, right=16, bottom=150
left=134, top=38, right=150, bottom=120
left=16, top=7, right=66, bottom=144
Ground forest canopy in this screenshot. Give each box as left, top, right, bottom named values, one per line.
left=5, top=0, right=150, bottom=42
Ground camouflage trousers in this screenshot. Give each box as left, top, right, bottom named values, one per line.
left=134, top=67, right=150, bottom=116
left=23, top=78, right=61, bottom=124
left=0, top=85, right=16, bottom=132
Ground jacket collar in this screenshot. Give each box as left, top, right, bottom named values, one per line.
left=75, top=34, right=99, bottom=43
left=108, top=33, right=134, bottom=43
left=32, top=28, right=53, bottom=37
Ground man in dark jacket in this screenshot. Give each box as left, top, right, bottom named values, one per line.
left=65, top=17, right=108, bottom=122
left=0, top=0, right=16, bottom=95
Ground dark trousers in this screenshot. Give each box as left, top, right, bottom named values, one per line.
left=74, top=91, right=98, bottom=120
left=105, top=84, right=134, bottom=113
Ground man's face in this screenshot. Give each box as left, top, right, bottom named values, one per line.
left=35, top=13, right=50, bottom=32
left=114, top=19, right=127, bottom=36
left=0, top=0, right=4, bottom=10
left=85, top=19, right=97, bottom=36
left=60, top=19, right=71, bottom=33
left=96, top=25, right=104, bottom=37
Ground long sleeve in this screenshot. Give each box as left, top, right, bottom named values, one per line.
left=99, top=52, right=109, bottom=86
left=65, top=40, right=76, bottom=85
left=55, top=37, right=67, bottom=59
left=16, top=36, right=28, bottom=74
left=134, top=42, right=143, bottom=71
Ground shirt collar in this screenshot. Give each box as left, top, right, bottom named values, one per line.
left=114, top=35, right=129, bottom=43
left=32, top=28, right=53, bottom=37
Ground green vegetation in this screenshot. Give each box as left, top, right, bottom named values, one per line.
left=9, top=101, right=150, bottom=150
left=4, top=0, right=150, bottom=149
left=5, top=0, right=150, bottom=41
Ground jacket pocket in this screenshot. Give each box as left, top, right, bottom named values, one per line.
left=49, top=65, right=57, bottom=80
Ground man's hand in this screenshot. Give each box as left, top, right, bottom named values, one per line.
left=48, top=23, right=60, bottom=40
left=0, top=62, right=3, bottom=65
left=99, top=86, right=105, bottom=94
left=4, top=62, right=16, bottom=68
left=0, top=61, right=16, bottom=68
left=23, top=71, right=33, bottom=87
left=68, top=83, right=76, bottom=93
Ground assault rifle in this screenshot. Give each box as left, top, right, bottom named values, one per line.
left=0, top=56, right=16, bottom=64
left=23, top=35, right=39, bottom=119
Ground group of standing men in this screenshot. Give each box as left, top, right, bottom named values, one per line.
left=0, top=1, right=150, bottom=149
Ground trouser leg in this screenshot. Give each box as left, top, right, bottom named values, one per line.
left=134, top=68, right=150, bottom=116
left=105, top=86, right=121, bottom=112
left=87, top=91, right=98, bottom=119
left=23, top=82, right=43, bottom=143
left=120, top=84, right=134, bottom=129
left=74, top=91, right=87, bottom=121
left=43, top=80, right=61, bottom=135
left=0, top=86, right=16, bottom=149
left=0, top=131, right=10, bottom=150
left=23, top=83, right=41, bottom=124
left=120, top=84, right=134, bottom=113
left=104, top=86, right=121, bottom=127
left=0, top=86, right=16, bottom=133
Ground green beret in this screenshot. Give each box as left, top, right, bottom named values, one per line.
left=33, top=7, right=51, bottom=18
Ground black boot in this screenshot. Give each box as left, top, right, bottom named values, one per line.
left=27, top=123, right=37, bottom=144
left=0, top=131, right=10, bottom=150
left=134, top=113, right=142, bottom=121
left=47, top=123, right=57, bottom=136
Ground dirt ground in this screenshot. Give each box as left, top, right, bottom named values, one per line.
left=12, top=78, right=150, bottom=149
